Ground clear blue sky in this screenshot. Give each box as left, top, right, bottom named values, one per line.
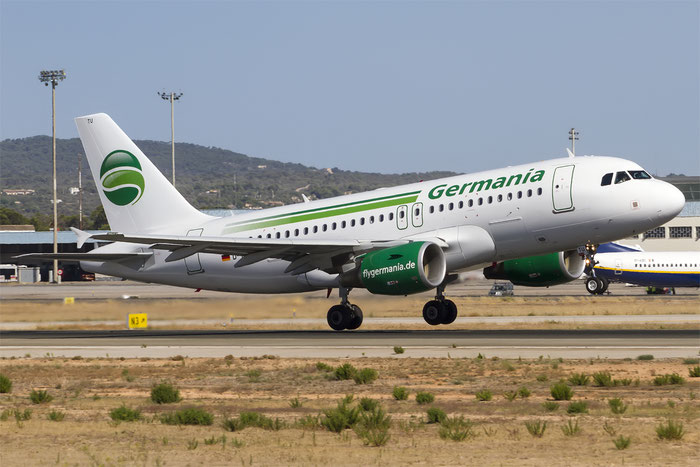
left=1, top=1, right=698, bottom=175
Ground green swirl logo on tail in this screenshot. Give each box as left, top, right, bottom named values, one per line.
left=100, top=150, right=145, bottom=206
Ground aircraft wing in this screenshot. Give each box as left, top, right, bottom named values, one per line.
left=89, top=232, right=448, bottom=274
left=14, top=252, right=152, bottom=263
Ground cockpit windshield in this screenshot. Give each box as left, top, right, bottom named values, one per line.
left=614, top=171, right=631, bottom=184
left=629, top=170, right=652, bottom=180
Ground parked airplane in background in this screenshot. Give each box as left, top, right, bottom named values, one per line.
left=17, top=113, right=685, bottom=330
left=584, top=243, right=700, bottom=294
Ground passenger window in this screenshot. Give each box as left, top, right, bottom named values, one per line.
left=517, top=191, right=522, bottom=199
left=322, top=224, right=327, bottom=232
left=429, top=206, right=435, bottom=214
left=601, top=173, right=613, bottom=186
left=527, top=189, right=532, bottom=197
left=331, top=222, right=337, bottom=230
left=266, top=233, right=271, bottom=239
left=458, top=201, right=464, bottom=209
left=614, top=171, right=630, bottom=184
left=468, top=199, right=473, bottom=207
left=487, top=196, right=492, bottom=204
left=303, top=227, right=308, bottom=235
left=478, top=198, right=483, bottom=206
left=439, top=204, right=444, bottom=212
left=313, top=226, right=318, bottom=233
left=537, top=187, right=542, bottom=195
left=507, top=193, right=512, bottom=200
left=341, top=220, right=346, bottom=228
left=276, top=232, right=281, bottom=239
left=497, top=194, right=502, bottom=202
left=629, top=170, right=651, bottom=180
left=351, top=219, right=356, bottom=227
left=361, top=217, right=366, bottom=224
left=370, top=216, right=375, bottom=224
left=448, top=202, right=454, bottom=210
left=389, top=212, right=394, bottom=221
left=294, top=229, right=299, bottom=236
left=285, top=231, right=290, bottom=238
left=379, top=214, right=384, bottom=222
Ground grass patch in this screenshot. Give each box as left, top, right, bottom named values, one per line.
left=289, top=397, right=302, bottom=408
left=561, top=418, right=581, bottom=436
left=613, top=435, right=631, bottom=450
left=393, top=346, right=405, bottom=355
left=503, top=390, right=517, bottom=402
left=475, top=389, right=492, bottom=401
left=550, top=382, right=573, bottom=401
left=245, top=369, right=262, bottom=382
left=415, top=391, right=435, bottom=405
left=29, top=389, right=53, bottom=404
left=683, top=358, right=699, bottom=365
left=0, top=373, right=12, bottom=393
left=525, top=420, right=547, bottom=438
left=566, top=401, right=588, bottom=414
left=354, top=405, right=391, bottom=446
left=636, top=354, right=654, bottom=360
left=567, top=373, right=589, bottom=386
left=315, top=362, right=333, bottom=372
left=353, top=368, right=378, bottom=385
left=608, top=398, right=628, bottom=414
left=47, top=410, right=65, bottom=422
left=438, top=416, right=475, bottom=441
left=518, top=386, right=531, bottom=398
left=359, top=398, right=379, bottom=412
left=655, top=420, right=684, bottom=440
left=321, top=395, right=360, bottom=433
left=592, top=371, right=614, bottom=387
left=109, top=405, right=141, bottom=422
left=542, top=401, right=558, bottom=412
left=222, top=411, right=285, bottom=431
left=426, top=407, right=447, bottom=424
left=536, top=374, right=548, bottom=382
left=151, top=382, right=181, bottom=404
left=688, top=366, right=700, bottom=378
left=161, top=407, right=214, bottom=426
left=653, top=373, right=685, bottom=386
left=334, top=363, right=357, bottom=381
left=392, top=386, right=409, bottom=401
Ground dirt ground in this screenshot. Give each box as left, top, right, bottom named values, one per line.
left=1, top=356, right=699, bottom=466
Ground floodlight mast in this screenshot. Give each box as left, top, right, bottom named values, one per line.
left=158, top=91, right=183, bottom=186
left=569, top=128, right=580, bottom=156
left=38, top=69, right=66, bottom=283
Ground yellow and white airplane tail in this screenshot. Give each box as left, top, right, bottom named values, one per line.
left=75, top=113, right=211, bottom=233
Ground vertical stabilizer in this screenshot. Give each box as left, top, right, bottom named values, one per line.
left=75, top=113, right=212, bottom=233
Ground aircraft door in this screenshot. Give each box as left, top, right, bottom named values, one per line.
left=185, top=228, right=204, bottom=274
left=411, top=203, right=423, bottom=228
left=552, top=164, right=575, bottom=212
left=396, top=205, right=408, bottom=230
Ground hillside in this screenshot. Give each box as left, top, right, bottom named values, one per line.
left=0, top=136, right=455, bottom=219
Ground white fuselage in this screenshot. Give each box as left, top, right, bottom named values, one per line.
left=83, top=155, right=684, bottom=293
left=594, top=251, right=700, bottom=288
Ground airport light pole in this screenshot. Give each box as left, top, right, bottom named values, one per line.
left=157, top=91, right=183, bottom=186
left=569, top=127, right=579, bottom=156
left=38, top=69, right=66, bottom=283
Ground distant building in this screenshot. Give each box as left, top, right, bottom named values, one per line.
left=2, top=189, right=35, bottom=196
left=69, top=187, right=80, bottom=195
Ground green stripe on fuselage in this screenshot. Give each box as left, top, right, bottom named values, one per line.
left=223, top=193, right=420, bottom=234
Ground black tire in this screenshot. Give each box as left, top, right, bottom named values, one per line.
left=327, top=305, right=349, bottom=331
left=598, top=277, right=609, bottom=294
left=585, top=277, right=602, bottom=295
left=346, top=304, right=363, bottom=330
left=423, top=300, right=447, bottom=326
left=442, top=299, right=458, bottom=325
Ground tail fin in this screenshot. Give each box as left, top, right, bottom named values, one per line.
left=75, top=113, right=212, bottom=233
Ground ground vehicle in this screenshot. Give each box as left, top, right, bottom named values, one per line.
left=489, top=282, right=514, bottom=296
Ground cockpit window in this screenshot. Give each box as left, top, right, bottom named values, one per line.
left=614, top=171, right=631, bottom=184
left=601, top=173, right=613, bottom=186
left=629, top=170, right=651, bottom=180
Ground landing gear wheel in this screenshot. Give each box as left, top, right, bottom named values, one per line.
left=327, top=305, right=350, bottom=331
left=586, top=277, right=602, bottom=295
left=598, top=277, right=609, bottom=294
left=442, top=299, right=458, bottom=324
left=423, top=300, right=447, bottom=326
left=346, top=304, right=363, bottom=330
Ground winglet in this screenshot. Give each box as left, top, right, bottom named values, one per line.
left=566, top=148, right=575, bottom=158
left=70, top=227, right=92, bottom=249
left=302, top=194, right=310, bottom=203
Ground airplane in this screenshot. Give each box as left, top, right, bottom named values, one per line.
left=583, top=242, right=700, bottom=294
left=16, top=113, right=685, bottom=330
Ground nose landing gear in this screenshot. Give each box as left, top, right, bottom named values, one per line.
left=422, top=282, right=458, bottom=325
left=326, top=287, right=363, bottom=331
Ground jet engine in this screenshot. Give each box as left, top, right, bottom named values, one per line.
left=355, top=242, right=446, bottom=295
left=483, top=250, right=585, bottom=287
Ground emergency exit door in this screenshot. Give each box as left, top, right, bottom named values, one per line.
left=185, top=228, right=204, bottom=274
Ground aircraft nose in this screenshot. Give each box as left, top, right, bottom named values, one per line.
left=655, top=180, right=685, bottom=222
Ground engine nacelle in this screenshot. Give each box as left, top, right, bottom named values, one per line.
left=357, top=242, right=446, bottom=295
left=483, top=250, right=585, bottom=287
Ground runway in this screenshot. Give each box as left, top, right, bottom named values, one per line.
left=2, top=329, right=698, bottom=359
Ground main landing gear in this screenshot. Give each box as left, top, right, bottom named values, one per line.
left=422, top=282, right=458, bottom=326
left=326, top=287, right=363, bottom=331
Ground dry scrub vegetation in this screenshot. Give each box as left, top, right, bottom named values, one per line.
left=1, top=356, right=699, bottom=465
